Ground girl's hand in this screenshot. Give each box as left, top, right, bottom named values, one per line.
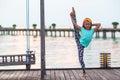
left=70, top=7, right=76, bottom=17
left=72, top=7, right=76, bottom=16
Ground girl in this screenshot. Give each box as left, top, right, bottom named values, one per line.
left=70, top=7, right=101, bottom=77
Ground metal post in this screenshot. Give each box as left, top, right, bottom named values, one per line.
left=40, top=0, right=46, bottom=79
left=26, top=0, right=30, bottom=69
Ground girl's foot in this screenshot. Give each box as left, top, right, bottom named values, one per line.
left=72, top=7, right=76, bottom=16
left=82, top=73, right=86, bottom=78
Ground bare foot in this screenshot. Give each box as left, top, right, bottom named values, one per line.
left=72, top=7, right=76, bottom=16
left=82, top=73, right=86, bottom=78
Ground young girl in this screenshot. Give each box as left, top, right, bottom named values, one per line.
left=70, top=7, right=101, bottom=77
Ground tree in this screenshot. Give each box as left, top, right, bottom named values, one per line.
left=112, top=22, right=119, bottom=29
left=51, top=23, right=56, bottom=29
left=32, top=24, right=37, bottom=29
left=12, top=24, right=17, bottom=29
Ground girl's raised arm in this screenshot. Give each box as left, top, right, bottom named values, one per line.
left=92, top=23, right=101, bottom=32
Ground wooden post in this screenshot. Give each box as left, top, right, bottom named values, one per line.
left=40, top=0, right=46, bottom=79
left=95, top=32, right=99, bottom=38
left=55, top=30, right=56, bottom=37
left=64, top=31, right=65, bottom=37
left=103, top=31, right=106, bottom=39
left=112, top=31, right=115, bottom=38
left=51, top=30, right=53, bottom=37
left=68, top=31, right=70, bottom=37
left=59, top=31, right=61, bottom=37
left=36, top=30, right=37, bottom=36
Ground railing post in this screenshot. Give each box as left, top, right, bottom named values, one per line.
left=100, top=53, right=111, bottom=68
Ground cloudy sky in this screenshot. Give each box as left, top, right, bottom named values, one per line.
left=0, top=0, right=120, bottom=28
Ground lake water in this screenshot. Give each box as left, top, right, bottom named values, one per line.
left=0, top=35, right=120, bottom=70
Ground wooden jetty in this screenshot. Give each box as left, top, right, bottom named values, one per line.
left=0, top=69, right=120, bottom=80
left=0, top=28, right=120, bottom=38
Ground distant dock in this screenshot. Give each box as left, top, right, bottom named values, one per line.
left=0, top=28, right=120, bottom=38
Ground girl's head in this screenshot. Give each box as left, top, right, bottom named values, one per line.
left=82, top=18, right=92, bottom=30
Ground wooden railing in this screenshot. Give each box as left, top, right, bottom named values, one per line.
left=0, top=51, right=35, bottom=70
left=0, top=28, right=120, bottom=38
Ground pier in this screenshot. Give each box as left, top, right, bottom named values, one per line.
left=0, top=28, right=120, bottom=38
left=0, top=69, right=120, bottom=80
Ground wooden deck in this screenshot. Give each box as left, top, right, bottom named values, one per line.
left=0, top=69, right=120, bottom=80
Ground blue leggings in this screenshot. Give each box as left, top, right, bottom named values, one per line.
left=72, top=16, right=86, bottom=73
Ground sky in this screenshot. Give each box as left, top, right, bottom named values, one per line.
left=0, top=0, right=120, bottom=28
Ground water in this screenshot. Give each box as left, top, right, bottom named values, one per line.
left=0, top=35, right=120, bottom=70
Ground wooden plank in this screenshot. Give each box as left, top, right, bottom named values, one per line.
left=17, top=71, right=26, bottom=79
left=59, top=70, right=66, bottom=80
left=34, top=70, right=41, bottom=80
left=92, top=70, right=106, bottom=80
left=11, top=71, right=22, bottom=80
left=0, top=71, right=10, bottom=80
left=63, top=70, right=71, bottom=80
left=0, top=71, right=5, bottom=79
left=76, top=69, right=91, bottom=80
left=50, top=70, right=56, bottom=80
left=93, top=70, right=107, bottom=80
left=96, top=69, right=111, bottom=80
left=32, top=70, right=40, bottom=80
left=102, top=69, right=119, bottom=80
left=22, top=71, right=37, bottom=80
left=6, top=71, right=17, bottom=80
left=106, top=69, right=120, bottom=80
left=37, top=70, right=41, bottom=79
left=54, top=70, right=61, bottom=80
left=113, top=69, right=120, bottom=76
left=72, top=70, right=83, bottom=80
left=24, top=71, right=33, bottom=80
left=2, top=71, right=11, bottom=79
left=26, top=71, right=39, bottom=80
left=68, top=70, right=77, bottom=80
left=109, top=69, right=120, bottom=79
left=87, top=69, right=102, bottom=80
left=45, top=70, right=50, bottom=80
left=74, top=70, right=84, bottom=80
left=19, top=71, right=28, bottom=80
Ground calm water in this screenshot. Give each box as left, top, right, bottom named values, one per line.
left=0, top=35, right=120, bottom=69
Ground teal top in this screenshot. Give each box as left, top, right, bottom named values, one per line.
left=79, top=27, right=94, bottom=47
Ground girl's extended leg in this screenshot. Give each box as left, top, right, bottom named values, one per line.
left=72, top=16, right=86, bottom=74
left=72, top=16, right=80, bottom=42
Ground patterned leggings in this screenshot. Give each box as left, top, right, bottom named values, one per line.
left=72, top=16, right=86, bottom=73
